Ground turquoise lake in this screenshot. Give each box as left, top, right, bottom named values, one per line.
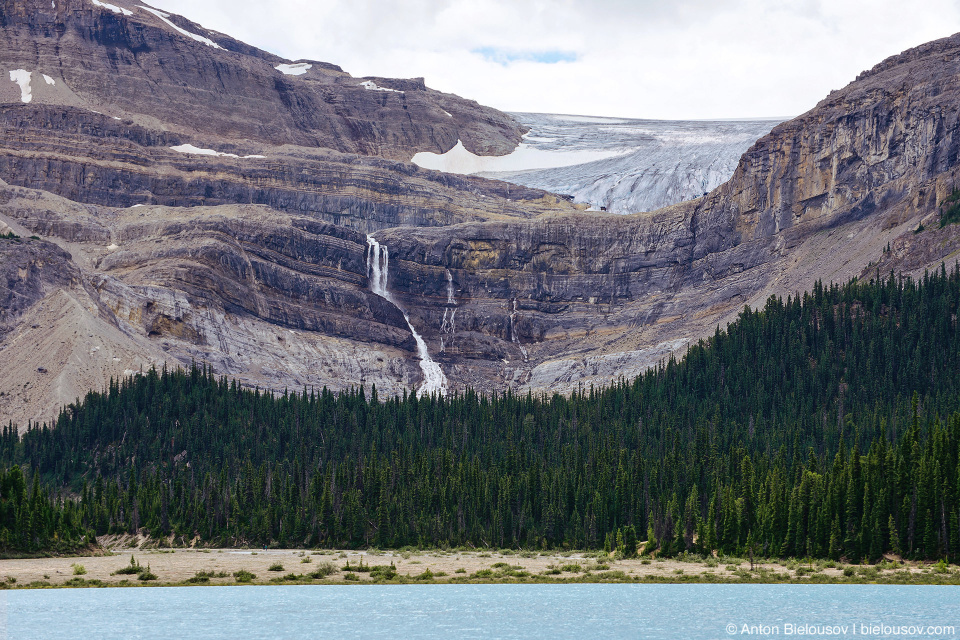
left=3, top=584, right=959, bottom=639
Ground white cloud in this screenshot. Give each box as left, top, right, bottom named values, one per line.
left=149, top=0, right=960, bottom=119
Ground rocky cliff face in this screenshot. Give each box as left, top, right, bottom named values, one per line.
left=369, top=33, right=960, bottom=392
left=0, top=0, right=524, bottom=160
left=0, top=104, right=565, bottom=230
left=2, top=3, right=960, bottom=426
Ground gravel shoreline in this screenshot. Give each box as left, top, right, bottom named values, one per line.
left=1, top=545, right=957, bottom=587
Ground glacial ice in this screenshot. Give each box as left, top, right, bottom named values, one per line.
left=481, top=113, right=782, bottom=214
left=411, top=139, right=631, bottom=175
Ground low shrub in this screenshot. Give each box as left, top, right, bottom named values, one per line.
left=370, top=564, right=397, bottom=580
left=308, top=562, right=339, bottom=579
left=113, top=556, right=144, bottom=576
left=233, top=569, right=256, bottom=583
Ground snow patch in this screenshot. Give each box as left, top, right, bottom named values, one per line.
left=360, top=80, right=401, bottom=93
left=106, top=243, right=119, bottom=251
left=171, top=143, right=227, bottom=157
left=9, top=70, right=32, bottom=103
left=42, top=74, right=55, bottom=85
left=275, top=63, right=312, bottom=76
left=92, top=0, right=133, bottom=15
left=441, top=109, right=453, bottom=118
left=170, top=144, right=263, bottom=159
left=411, top=139, right=632, bottom=175
left=130, top=204, right=145, bottom=208
left=139, top=6, right=222, bottom=49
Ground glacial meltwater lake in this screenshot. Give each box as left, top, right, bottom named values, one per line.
left=2, top=584, right=958, bottom=639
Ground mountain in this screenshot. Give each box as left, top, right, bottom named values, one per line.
left=2, top=1, right=960, bottom=426
left=0, top=0, right=579, bottom=425
left=0, top=0, right=524, bottom=159
left=379, top=32, right=960, bottom=393
left=420, top=113, right=780, bottom=214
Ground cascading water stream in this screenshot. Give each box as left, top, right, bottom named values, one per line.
left=439, top=269, right=456, bottom=353
left=366, top=235, right=447, bottom=397
left=509, top=299, right=528, bottom=362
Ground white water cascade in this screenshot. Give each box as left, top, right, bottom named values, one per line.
left=439, top=269, right=457, bottom=353
left=366, top=235, right=447, bottom=397
left=509, top=299, right=528, bottom=362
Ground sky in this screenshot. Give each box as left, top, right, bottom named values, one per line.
left=155, top=0, right=960, bottom=120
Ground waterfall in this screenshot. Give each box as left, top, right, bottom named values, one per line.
left=439, top=269, right=456, bottom=353
left=509, top=299, right=528, bottom=362
left=366, top=235, right=447, bottom=397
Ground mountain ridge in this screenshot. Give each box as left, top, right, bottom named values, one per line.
left=2, top=2, right=960, bottom=425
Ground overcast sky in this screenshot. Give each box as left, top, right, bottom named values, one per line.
left=156, top=0, right=960, bottom=120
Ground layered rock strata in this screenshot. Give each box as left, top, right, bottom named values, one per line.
left=0, top=0, right=524, bottom=159
left=3, top=3, right=960, bottom=426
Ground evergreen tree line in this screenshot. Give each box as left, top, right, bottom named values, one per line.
left=0, top=465, right=91, bottom=554
left=2, top=266, right=960, bottom=560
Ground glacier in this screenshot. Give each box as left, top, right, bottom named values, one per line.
left=482, top=113, right=782, bottom=214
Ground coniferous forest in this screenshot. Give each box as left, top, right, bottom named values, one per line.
left=3, top=266, right=960, bottom=561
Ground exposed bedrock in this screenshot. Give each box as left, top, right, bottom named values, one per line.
left=0, top=236, right=80, bottom=338
left=369, top=33, right=960, bottom=390
left=0, top=0, right=525, bottom=160
left=5, top=14, right=960, bottom=419
left=0, top=105, right=572, bottom=231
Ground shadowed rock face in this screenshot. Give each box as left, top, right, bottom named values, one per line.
left=0, top=236, right=79, bottom=338
left=3, top=3, right=960, bottom=425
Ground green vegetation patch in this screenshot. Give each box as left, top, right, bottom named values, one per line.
left=233, top=569, right=256, bottom=583
left=941, top=187, right=960, bottom=227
